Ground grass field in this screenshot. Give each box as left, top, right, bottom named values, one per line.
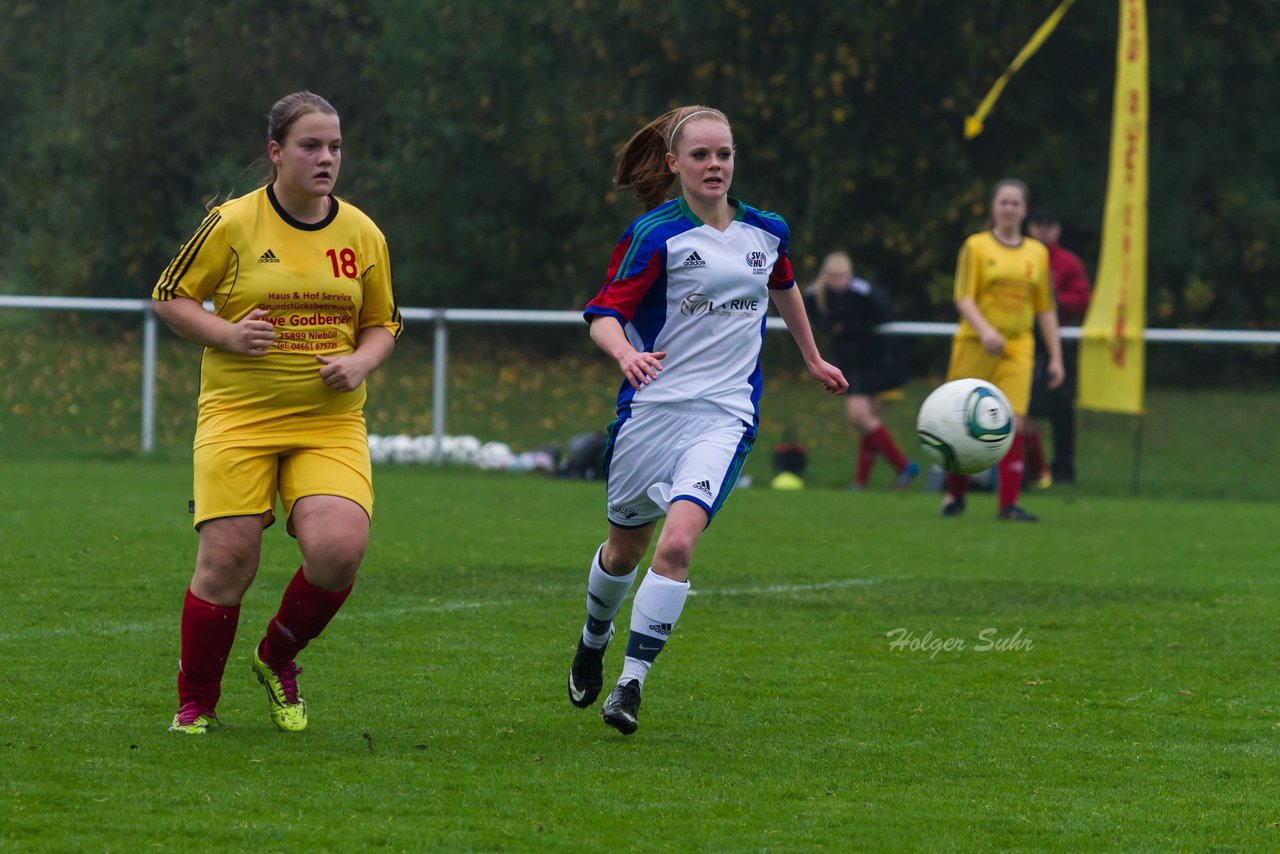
left=2, top=317, right=1279, bottom=849
left=3, top=454, right=1278, bottom=850
left=2, top=316, right=1279, bottom=501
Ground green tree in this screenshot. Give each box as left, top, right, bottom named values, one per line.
left=1, top=0, right=1277, bottom=385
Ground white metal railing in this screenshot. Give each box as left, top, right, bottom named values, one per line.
left=3, top=294, right=1279, bottom=455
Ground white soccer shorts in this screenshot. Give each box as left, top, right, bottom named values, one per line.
left=603, top=401, right=755, bottom=528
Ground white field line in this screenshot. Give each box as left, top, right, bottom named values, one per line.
left=0, top=577, right=876, bottom=644
left=691, top=577, right=876, bottom=597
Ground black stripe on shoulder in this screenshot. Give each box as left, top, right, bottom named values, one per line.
left=385, top=259, right=403, bottom=338
left=359, top=261, right=403, bottom=339
left=157, top=210, right=221, bottom=300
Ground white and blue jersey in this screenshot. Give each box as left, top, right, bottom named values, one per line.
left=584, top=196, right=796, bottom=426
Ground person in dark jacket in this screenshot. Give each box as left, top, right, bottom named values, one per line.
left=804, top=251, right=918, bottom=490
left=1025, top=208, right=1092, bottom=487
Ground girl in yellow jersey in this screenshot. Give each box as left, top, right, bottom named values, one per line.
left=153, top=92, right=402, bottom=734
left=940, top=178, right=1063, bottom=522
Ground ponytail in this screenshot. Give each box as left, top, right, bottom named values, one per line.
left=614, top=105, right=730, bottom=211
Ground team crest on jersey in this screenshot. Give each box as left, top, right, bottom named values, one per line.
left=745, top=251, right=768, bottom=274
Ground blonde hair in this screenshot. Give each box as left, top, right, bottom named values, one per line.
left=613, top=105, right=731, bottom=211
left=806, top=251, right=854, bottom=314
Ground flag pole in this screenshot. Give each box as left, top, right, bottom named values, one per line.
left=963, top=0, right=1077, bottom=139
left=1131, top=414, right=1143, bottom=495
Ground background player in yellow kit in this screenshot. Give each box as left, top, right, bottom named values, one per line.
left=940, top=178, right=1063, bottom=522
left=153, top=91, right=402, bottom=734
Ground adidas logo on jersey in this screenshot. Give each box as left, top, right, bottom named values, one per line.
left=259, top=249, right=280, bottom=263
left=692, top=479, right=712, bottom=496
left=682, top=251, right=706, bottom=268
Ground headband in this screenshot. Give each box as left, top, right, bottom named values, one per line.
left=666, top=110, right=717, bottom=150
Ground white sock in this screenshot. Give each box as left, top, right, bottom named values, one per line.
left=582, top=544, right=637, bottom=648
left=619, top=657, right=653, bottom=685
left=620, top=568, right=690, bottom=688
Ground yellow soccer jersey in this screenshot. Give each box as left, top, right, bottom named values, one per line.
left=953, top=231, right=1054, bottom=339
left=153, top=185, right=402, bottom=440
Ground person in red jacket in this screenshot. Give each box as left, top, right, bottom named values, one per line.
left=1024, top=208, right=1092, bottom=486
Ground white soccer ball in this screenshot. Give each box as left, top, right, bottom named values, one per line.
left=450, top=435, right=482, bottom=464
left=916, top=378, right=1015, bottom=475
left=367, top=434, right=390, bottom=464
left=477, top=441, right=515, bottom=470
left=387, top=434, right=418, bottom=464
left=410, top=435, right=439, bottom=463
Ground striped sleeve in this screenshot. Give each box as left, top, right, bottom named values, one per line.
left=584, top=235, right=663, bottom=325
left=583, top=209, right=679, bottom=324
left=954, top=240, right=977, bottom=302
left=358, top=234, right=404, bottom=340
left=152, top=210, right=229, bottom=302
left=1031, top=243, right=1054, bottom=314
left=744, top=206, right=795, bottom=290
left=767, top=250, right=795, bottom=290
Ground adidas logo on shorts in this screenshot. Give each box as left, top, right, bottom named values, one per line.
left=693, top=479, right=712, bottom=496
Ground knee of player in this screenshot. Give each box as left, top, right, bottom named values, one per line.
left=852, top=416, right=880, bottom=433
left=318, top=539, right=368, bottom=575
left=653, top=536, right=696, bottom=574
left=603, top=541, right=647, bottom=575
left=191, top=559, right=259, bottom=604
left=196, top=544, right=260, bottom=580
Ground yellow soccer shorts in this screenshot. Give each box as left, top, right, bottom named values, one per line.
left=946, top=333, right=1034, bottom=416
left=191, top=420, right=373, bottom=532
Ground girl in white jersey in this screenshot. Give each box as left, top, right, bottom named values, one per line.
left=567, top=105, right=847, bottom=735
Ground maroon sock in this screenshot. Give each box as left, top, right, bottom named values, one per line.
left=868, top=425, right=909, bottom=471
left=998, top=433, right=1026, bottom=507
left=260, top=566, right=353, bottom=668
left=854, top=434, right=876, bottom=485
left=1024, top=427, right=1046, bottom=480
left=946, top=473, right=970, bottom=500
left=177, top=588, right=240, bottom=712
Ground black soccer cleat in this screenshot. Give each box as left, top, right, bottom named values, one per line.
left=568, top=626, right=613, bottom=709
left=601, top=679, right=642, bottom=735
left=997, top=503, right=1039, bottom=522
left=939, top=496, right=966, bottom=518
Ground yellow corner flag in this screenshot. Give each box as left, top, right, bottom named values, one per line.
left=964, top=0, right=1076, bottom=139
left=1079, top=0, right=1148, bottom=414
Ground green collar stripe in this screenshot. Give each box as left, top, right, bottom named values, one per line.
left=677, top=196, right=745, bottom=226
left=615, top=204, right=685, bottom=281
